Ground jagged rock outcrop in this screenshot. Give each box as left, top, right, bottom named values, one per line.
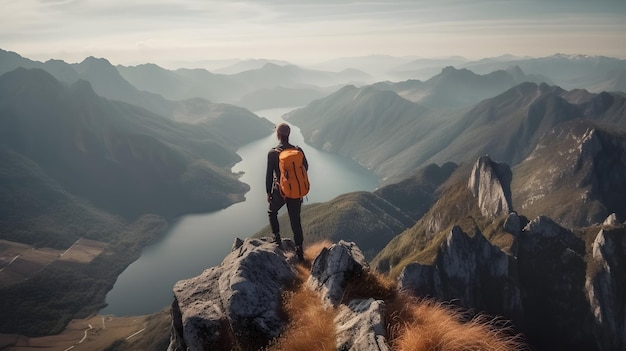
left=399, top=225, right=522, bottom=321
left=503, top=211, right=527, bottom=237
left=168, top=238, right=298, bottom=351
left=398, top=215, right=625, bottom=351
left=512, top=121, right=626, bottom=227
left=603, top=213, right=620, bottom=226
left=585, top=228, right=626, bottom=351
left=516, top=216, right=594, bottom=349
left=468, top=155, right=513, bottom=219
left=307, top=241, right=391, bottom=350
left=307, top=240, right=369, bottom=307
left=168, top=239, right=390, bottom=351
left=335, top=298, right=389, bottom=351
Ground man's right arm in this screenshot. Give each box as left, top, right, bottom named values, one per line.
left=266, top=150, right=275, bottom=197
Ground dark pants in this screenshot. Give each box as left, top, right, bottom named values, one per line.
left=268, top=189, right=303, bottom=247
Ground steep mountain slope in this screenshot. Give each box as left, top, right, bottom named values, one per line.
left=0, top=148, right=124, bottom=248
left=254, top=191, right=414, bottom=260
left=231, top=63, right=372, bottom=89
left=254, top=163, right=459, bottom=261
left=289, top=82, right=626, bottom=183
left=374, top=120, right=626, bottom=276
left=285, top=85, right=446, bottom=182
left=386, top=56, right=469, bottom=80
left=73, top=57, right=173, bottom=116
left=213, top=58, right=292, bottom=74
left=373, top=66, right=547, bottom=109
left=118, top=64, right=246, bottom=103
left=0, top=68, right=253, bottom=219
left=118, top=61, right=371, bottom=107
left=372, top=153, right=626, bottom=350
left=1, top=50, right=279, bottom=123
left=512, top=120, right=626, bottom=227
left=374, top=162, right=458, bottom=220
left=463, top=53, right=626, bottom=91
left=169, top=97, right=274, bottom=149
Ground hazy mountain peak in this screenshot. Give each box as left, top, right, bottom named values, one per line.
left=79, top=56, right=113, bottom=67
left=75, top=56, right=118, bottom=76
left=0, top=67, right=62, bottom=93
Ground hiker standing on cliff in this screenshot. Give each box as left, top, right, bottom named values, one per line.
left=266, top=123, right=309, bottom=262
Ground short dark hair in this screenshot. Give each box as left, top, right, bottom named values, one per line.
left=276, top=123, right=290, bottom=136
left=276, top=123, right=290, bottom=142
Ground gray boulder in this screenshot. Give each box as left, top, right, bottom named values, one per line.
left=307, top=240, right=369, bottom=307
left=334, top=298, right=389, bottom=351
left=168, top=237, right=297, bottom=351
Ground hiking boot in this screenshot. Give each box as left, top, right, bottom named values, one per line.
left=273, top=233, right=283, bottom=249
left=296, top=246, right=304, bottom=263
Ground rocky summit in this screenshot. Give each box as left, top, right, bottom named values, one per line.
left=168, top=238, right=389, bottom=351
left=398, top=215, right=626, bottom=351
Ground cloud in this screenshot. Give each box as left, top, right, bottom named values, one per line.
left=1, top=0, right=625, bottom=65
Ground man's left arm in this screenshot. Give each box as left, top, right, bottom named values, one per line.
left=300, top=147, right=309, bottom=171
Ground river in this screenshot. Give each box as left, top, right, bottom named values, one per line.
left=100, top=107, right=380, bottom=316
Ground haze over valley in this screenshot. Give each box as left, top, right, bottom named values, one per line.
left=2, top=1, right=626, bottom=350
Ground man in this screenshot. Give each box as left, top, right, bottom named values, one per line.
left=266, top=123, right=308, bottom=262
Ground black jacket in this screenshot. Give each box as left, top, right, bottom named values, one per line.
left=266, top=143, right=309, bottom=195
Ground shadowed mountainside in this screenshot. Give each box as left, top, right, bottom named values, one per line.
left=168, top=239, right=526, bottom=351
left=0, top=68, right=262, bottom=219
left=287, top=81, right=626, bottom=183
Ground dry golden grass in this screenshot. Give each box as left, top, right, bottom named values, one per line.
left=388, top=295, right=526, bottom=351
left=266, top=240, right=336, bottom=351
left=302, top=240, right=333, bottom=263
left=269, top=240, right=526, bottom=351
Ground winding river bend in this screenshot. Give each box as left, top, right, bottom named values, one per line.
left=101, top=107, right=379, bottom=316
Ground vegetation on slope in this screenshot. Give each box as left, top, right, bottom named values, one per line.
left=0, top=215, right=167, bottom=336
left=372, top=165, right=515, bottom=278
left=267, top=242, right=526, bottom=351
left=254, top=191, right=415, bottom=260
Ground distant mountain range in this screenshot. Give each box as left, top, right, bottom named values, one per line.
left=3, top=49, right=625, bottom=117
left=287, top=81, right=626, bottom=183
left=2, top=48, right=626, bottom=348
left=372, top=65, right=550, bottom=108
left=0, top=68, right=271, bottom=223
left=461, top=53, right=626, bottom=92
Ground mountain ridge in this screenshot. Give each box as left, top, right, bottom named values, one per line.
left=0, top=68, right=263, bottom=219
left=288, top=80, right=626, bottom=183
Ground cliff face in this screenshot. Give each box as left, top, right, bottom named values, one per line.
left=512, top=121, right=626, bottom=227
left=168, top=238, right=298, bottom=350
left=468, top=155, right=513, bottom=219
left=168, top=150, right=626, bottom=351
left=586, top=227, right=626, bottom=351
left=399, top=200, right=626, bottom=351
left=399, top=217, right=626, bottom=351
left=168, top=239, right=388, bottom=351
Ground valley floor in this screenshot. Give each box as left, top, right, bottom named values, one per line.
left=0, top=314, right=149, bottom=351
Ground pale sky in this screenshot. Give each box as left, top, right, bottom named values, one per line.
left=1, top=0, right=625, bottom=68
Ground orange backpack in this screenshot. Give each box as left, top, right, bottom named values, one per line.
left=277, top=147, right=310, bottom=199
